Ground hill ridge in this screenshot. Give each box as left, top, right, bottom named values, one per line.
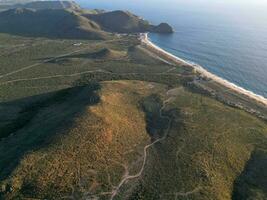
left=0, top=7, right=108, bottom=40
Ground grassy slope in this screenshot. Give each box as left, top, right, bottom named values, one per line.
left=1, top=81, right=266, bottom=200
left=119, top=87, right=267, bottom=200
left=84, top=10, right=151, bottom=33
left=83, top=10, right=173, bottom=34
left=0, top=1, right=81, bottom=11
left=0, top=5, right=169, bottom=40
left=0, top=81, right=166, bottom=199
left=0, top=34, right=174, bottom=102
left=0, top=33, right=266, bottom=200
left=0, top=8, right=107, bottom=40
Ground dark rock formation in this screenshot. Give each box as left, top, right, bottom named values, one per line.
left=151, top=23, right=174, bottom=33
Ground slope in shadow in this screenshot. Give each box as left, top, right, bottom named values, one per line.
left=0, top=8, right=106, bottom=40
left=232, top=149, right=267, bottom=200
left=37, top=48, right=125, bottom=65
left=58, top=48, right=124, bottom=60
left=128, top=94, right=184, bottom=200
left=0, top=82, right=101, bottom=193
left=140, top=94, right=169, bottom=140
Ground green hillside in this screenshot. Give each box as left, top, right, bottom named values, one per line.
left=0, top=80, right=266, bottom=200
left=85, top=10, right=173, bottom=33
left=0, top=8, right=108, bottom=40
left=18, top=0, right=81, bottom=10
left=84, top=10, right=151, bottom=33
left=0, top=1, right=266, bottom=199
left=0, top=7, right=173, bottom=40
left=0, top=1, right=173, bottom=39
left=0, top=31, right=266, bottom=199
left=0, top=1, right=81, bottom=11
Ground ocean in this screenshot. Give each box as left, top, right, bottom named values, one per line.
left=76, top=0, right=267, bottom=98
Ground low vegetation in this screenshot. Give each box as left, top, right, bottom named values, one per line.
left=0, top=2, right=266, bottom=199
left=0, top=8, right=108, bottom=40
left=84, top=10, right=173, bottom=34
left=0, top=81, right=166, bottom=199
left=118, top=87, right=267, bottom=200
left=0, top=0, right=81, bottom=11
left=0, top=1, right=173, bottom=40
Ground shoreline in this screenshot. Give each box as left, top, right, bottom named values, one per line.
left=141, top=33, right=267, bottom=107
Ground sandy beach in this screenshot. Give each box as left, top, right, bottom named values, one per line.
left=141, top=33, right=267, bottom=107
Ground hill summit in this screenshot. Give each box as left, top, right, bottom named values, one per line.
left=85, top=10, right=174, bottom=33
left=0, top=1, right=173, bottom=39
left=0, top=0, right=81, bottom=10
left=0, top=8, right=107, bottom=40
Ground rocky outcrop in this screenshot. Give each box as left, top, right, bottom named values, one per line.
left=151, top=23, right=174, bottom=33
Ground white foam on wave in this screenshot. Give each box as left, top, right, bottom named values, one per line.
left=141, top=33, right=267, bottom=106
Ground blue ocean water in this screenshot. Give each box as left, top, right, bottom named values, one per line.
left=76, top=0, right=267, bottom=98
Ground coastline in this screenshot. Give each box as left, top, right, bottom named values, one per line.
left=141, top=33, right=267, bottom=107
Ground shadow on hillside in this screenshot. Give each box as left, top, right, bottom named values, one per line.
left=128, top=94, right=184, bottom=199
left=140, top=94, right=169, bottom=140
left=0, top=28, right=105, bottom=41
left=0, top=82, right=101, bottom=186
left=232, top=149, right=267, bottom=200
left=39, top=52, right=103, bottom=62
left=140, top=93, right=184, bottom=141
left=36, top=48, right=117, bottom=64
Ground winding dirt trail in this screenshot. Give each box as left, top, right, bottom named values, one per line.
left=110, top=98, right=172, bottom=200
left=0, top=38, right=120, bottom=80
left=0, top=66, right=178, bottom=86
left=0, top=69, right=106, bottom=86
left=0, top=48, right=92, bottom=80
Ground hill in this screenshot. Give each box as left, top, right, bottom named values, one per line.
left=84, top=10, right=174, bottom=33
left=0, top=32, right=266, bottom=199
left=84, top=10, right=151, bottom=33
left=0, top=0, right=33, bottom=5
left=0, top=80, right=266, bottom=200
left=0, top=6, right=173, bottom=40
left=151, top=22, right=174, bottom=33
left=88, top=48, right=127, bottom=59
left=0, top=0, right=80, bottom=10
left=0, top=8, right=108, bottom=40
left=0, top=1, right=174, bottom=39
left=15, top=0, right=80, bottom=10
left=0, top=1, right=266, bottom=200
